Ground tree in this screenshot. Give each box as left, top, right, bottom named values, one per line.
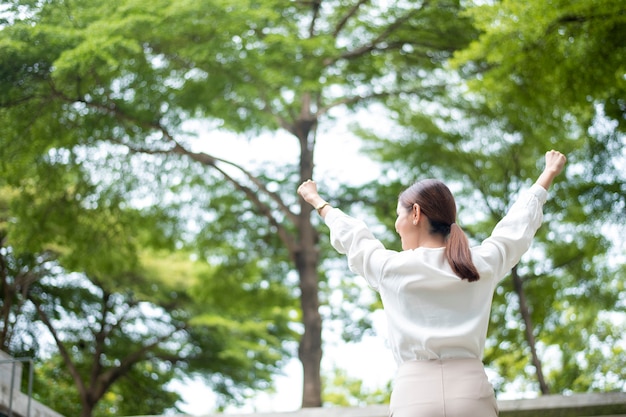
left=356, top=0, right=626, bottom=397
left=359, top=96, right=626, bottom=397
left=1, top=0, right=479, bottom=407
left=1, top=168, right=295, bottom=417
left=32, top=352, right=181, bottom=417
left=453, top=0, right=626, bottom=394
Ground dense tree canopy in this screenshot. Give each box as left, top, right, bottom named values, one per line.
left=1, top=0, right=479, bottom=412
left=0, top=160, right=295, bottom=417
left=452, top=0, right=626, bottom=394
left=357, top=0, right=626, bottom=396
left=454, top=0, right=626, bottom=135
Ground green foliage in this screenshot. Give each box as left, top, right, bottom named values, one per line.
left=6, top=0, right=620, bottom=411
left=13, top=251, right=293, bottom=415
left=358, top=0, right=626, bottom=397
left=32, top=355, right=83, bottom=417
left=362, top=100, right=625, bottom=396
left=322, top=367, right=391, bottom=407
left=449, top=2, right=625, bottom=396
left=452, top=0, right=626, bottom=134
left=32, top=354, right=182, bottom=417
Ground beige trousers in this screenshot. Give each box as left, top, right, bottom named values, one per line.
left=389, top=358, right=498, bottom=417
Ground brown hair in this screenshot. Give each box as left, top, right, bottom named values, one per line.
left=398, top=179, right=479, bottom=282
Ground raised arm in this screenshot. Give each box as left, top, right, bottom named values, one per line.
left=535, top=150, right=567, bottom=191
left=297, top=179, right=333, bottom=218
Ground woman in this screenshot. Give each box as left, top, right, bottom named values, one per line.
left=297, top=150, right=567, bottom=417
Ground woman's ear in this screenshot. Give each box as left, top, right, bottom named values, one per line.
left=413, top=203, right=421, bottom=223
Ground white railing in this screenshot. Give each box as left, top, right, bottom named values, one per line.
left=0, top=351, right=64, bottom=417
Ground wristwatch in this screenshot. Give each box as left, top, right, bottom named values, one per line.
left=315, top=201, right=330, bottom=214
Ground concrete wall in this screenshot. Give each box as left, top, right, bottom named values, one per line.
left=497, top=392, right=626, bottom=417
left=163, top=392, right=626, bottom=417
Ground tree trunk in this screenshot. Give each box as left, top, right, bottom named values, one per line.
left=295, top=245, right=323, bottom=407
left=293, top=107, right=323, bottom=407
left=80, top=399, right=96, bottom=417
left=511, top=267, right=550, bottom=394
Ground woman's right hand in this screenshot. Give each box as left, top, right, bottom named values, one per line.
left=297, top=179, right=323, bottom=206
left=545, top=150, right=567, bottom=176
left=536, top=150, right=567, bottom=190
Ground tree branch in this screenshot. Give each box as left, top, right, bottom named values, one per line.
left=32, top=298, right=88, bottom=399
left=59, top=89, right=300, bottom=252
left=549, top=8, right=626, bottom=33
left=317, top=84, right=442, bottom=116
left=94, top=321, right=187, bottom=401
left=332, top=0, right=370, bottom=38
left=325, top=4, right=426, bottom=66
left=308, top=0, right=322, bottom=37
left=123, top=138, right=299, bottom=253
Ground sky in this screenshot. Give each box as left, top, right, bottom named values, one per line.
left=173, top=117, right=395, bottom=415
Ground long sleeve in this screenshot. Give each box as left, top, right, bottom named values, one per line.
left=324, top=208, right=397, bottom=291
left=473, top=183, right=548, bottom=282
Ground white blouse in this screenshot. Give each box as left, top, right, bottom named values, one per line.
left=324, top=184, right=548, bottom=365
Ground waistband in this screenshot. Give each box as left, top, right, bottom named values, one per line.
left=397, top=357, right=485, bottom=372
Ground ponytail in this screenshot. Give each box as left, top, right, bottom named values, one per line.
left=445, top=223, right=479, bottom=282
left=399, top=179, right=480, bottom=282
